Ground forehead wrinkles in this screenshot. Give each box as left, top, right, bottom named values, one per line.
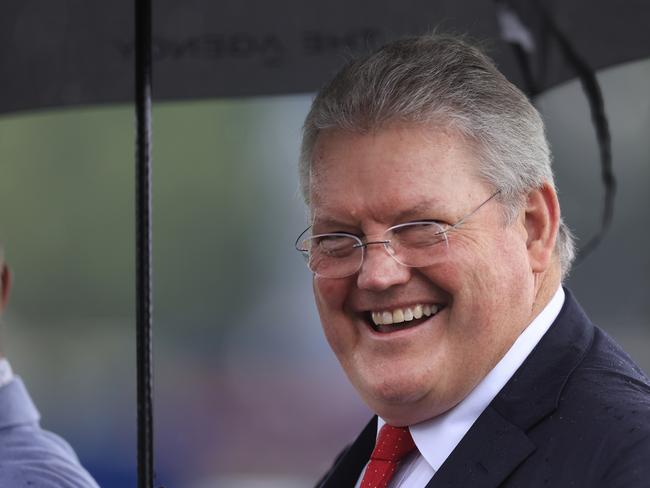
left=308, top=139, right=369, bottom=219
left=309, top=127, right=421, bottom=197
left=309, top=161, right=390, bottom=225
left=308, top=124, right=488, bottom=219
left=307, top=134, right=334, bottom=210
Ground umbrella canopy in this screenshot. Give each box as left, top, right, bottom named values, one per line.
left=3, top=0, right=649, bottom=114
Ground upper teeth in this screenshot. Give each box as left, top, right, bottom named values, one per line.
left=371, top=304, right=439, bottom=326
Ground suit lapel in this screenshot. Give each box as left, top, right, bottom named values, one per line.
left=425, top=406, right=535, bottom=488
left=318, top=416, right=377, bottom=488
left=426, top=289, right=594, bottom=488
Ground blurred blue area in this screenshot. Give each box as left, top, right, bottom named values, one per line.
left=0, top=59, right=647, bottom=487
left=86, top=465, right=136, bottom=488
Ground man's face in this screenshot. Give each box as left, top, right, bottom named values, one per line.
left=309, top=124, right=538, bottom=426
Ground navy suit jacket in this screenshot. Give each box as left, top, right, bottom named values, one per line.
left=317, top=289, right=650, bottom=487
left=0, top=377, right=99, bottom=487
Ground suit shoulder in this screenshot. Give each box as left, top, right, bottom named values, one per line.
left=555, top=325, right=650, bottom=482
left=0, top=424, right=99, bottom=488
left=566, top=325, right=650, bottom=405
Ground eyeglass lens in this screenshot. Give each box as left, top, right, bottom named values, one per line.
left=303, top=221, right=448, bottom=278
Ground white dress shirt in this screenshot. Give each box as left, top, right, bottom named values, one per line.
left=355, top=287, right=565, bottom=487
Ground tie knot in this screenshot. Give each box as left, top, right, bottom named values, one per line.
left=370, top=424, right=416, bottom=462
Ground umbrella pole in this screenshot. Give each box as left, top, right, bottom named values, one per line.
left=135, top=0, right=154, bottom=486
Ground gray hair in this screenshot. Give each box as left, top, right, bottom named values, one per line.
left=299, top=33, right=575, bottom=279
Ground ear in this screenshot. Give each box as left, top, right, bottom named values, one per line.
left=0, top=264, right=11, bottom=311
left=524, top=183, right=560, bottom=273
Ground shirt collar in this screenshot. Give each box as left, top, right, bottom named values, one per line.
left=378, top=286, right=565, bottom=471
left=0, top=377, right=40, bottom=429
left=0, top=358, right=14, bottom=388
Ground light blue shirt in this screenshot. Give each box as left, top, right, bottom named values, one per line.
left=0, top=371, right=99, bottom=487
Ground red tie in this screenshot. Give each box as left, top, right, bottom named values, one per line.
left=360, top=424, right=416, bottom=488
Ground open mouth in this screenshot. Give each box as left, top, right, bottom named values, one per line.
left=367, top=304, right=445, bottom=333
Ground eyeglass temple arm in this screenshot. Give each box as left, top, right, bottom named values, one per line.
left=295, top=225, right=312, bottom=251
left=450, top=190, right=501, bottom=230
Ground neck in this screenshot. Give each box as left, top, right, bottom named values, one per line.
left=532, top=262, right=562, bottom=318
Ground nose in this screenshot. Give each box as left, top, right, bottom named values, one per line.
left=356, top=241, right=411, bottom=291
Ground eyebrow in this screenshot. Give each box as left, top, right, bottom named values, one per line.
left=312, top=199, right=448, bottom=229
left=311, top=216, right=357, bottom=231
left=394, top=200, right=446, bottom=220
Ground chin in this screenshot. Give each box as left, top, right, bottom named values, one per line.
left=370, top=396, right=441, bottom=427
left=362, top=374, right=436, bottom=416
left=355, top=364, right=465, bottom=424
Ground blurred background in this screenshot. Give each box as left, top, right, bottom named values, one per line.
left=1, top=3, right=649, bottom=487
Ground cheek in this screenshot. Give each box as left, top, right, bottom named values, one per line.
left=453, top=239, right=533, bottom=333
left=456, top=230, right=529, bottom=282
left=313, top=276, right=348, bottom=313
left=312, top=276, right=356, bottom=348
left=487, top=235, right=533, bottom=294
left=312, top=277, right=356, bottom=358
left=435, top=236, right=530, bottom=319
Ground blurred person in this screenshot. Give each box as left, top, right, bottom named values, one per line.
left=0, top=252, right=99, bottom=487
left=295, top=34, right=650, bottom=487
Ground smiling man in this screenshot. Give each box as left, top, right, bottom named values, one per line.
left=295, top=35, right=650, bottom=487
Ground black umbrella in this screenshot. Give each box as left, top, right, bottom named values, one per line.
left=4, top=0, right=649, bottom=113
left=3, top=1, right=649, bottom=486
